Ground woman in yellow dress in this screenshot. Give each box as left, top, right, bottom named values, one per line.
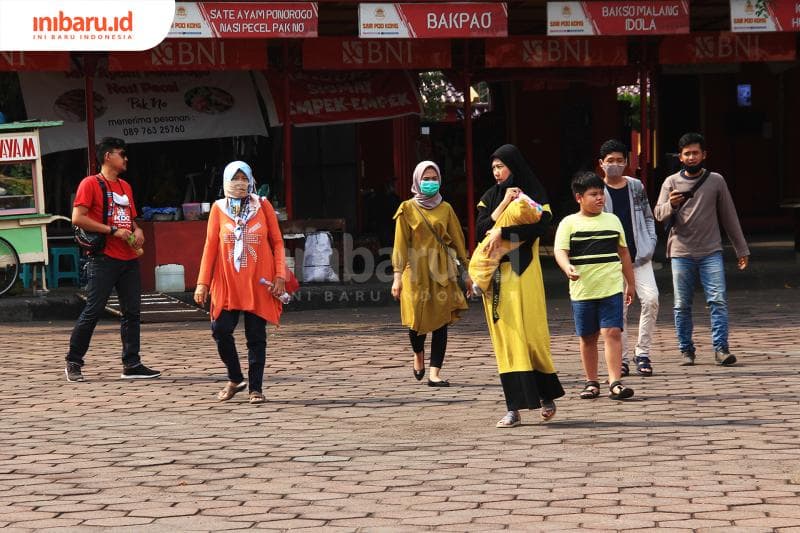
left=391, top=161, right=473, bottom=386
left=477, top=144, right=565, bottom=427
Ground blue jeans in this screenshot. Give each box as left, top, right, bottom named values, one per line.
left=211, top=310, right=267, bottom=393
left=671, top=252, right=728, bottom=353
left=67, top=255, right=142, bottom=368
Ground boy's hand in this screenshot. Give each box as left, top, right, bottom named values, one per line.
left=668, top=190, right=686, bottom=208
left=502, top=187, right=521, bottom=204
left=624, top=284, right=635, bottom=305
left=737, top=256, right=749, bottom=270
left=564, top=264, right=579, bottom=281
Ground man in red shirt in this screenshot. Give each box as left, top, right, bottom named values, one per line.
left=66, top=137, right=160, bottom=382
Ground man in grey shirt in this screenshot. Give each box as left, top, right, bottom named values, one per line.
left=654, top=132, right=749, bottom=367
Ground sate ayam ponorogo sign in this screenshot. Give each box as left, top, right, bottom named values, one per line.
left=730, top=0, right=800, bottom=33
left=109, top=40, right=268, bottom=71
left=257, top=71, right=422, bottom=126
left=485, top=37, right=627, bottom=68
left=302, top=38, right=451, bottom=69
left=168, top=1, right=318, bottom=38
left=547, top=1, right=689, bottom=36
left=659, top=32, right=797, bottom=64
left=359, top=3, right=507, bottom=38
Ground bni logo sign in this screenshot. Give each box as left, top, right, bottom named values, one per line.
left=0, top=0, right=174, bottom=51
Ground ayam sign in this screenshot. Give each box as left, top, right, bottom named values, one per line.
left=659, top=32, right=797, bottom=64
left=109, top=40, right=268, bottom=71
left=169, top=1, right=318, bottom=38
left=485, top=36, right=627, bottom=67
left=359, top=3, right=507, bottom=38
left=0, top=133, right=39, bottom=162
left=0, top=51, right=70, bottom=71
left=547, top=1, right=689, bottom=36
left=302, top=38, right=451, bottom=69
left=730, top=0, right=800, bottom=33
left=257, top=71, right=421, bottom=126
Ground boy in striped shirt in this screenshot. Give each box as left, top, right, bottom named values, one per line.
left=554, top=172, right=636, bottom=401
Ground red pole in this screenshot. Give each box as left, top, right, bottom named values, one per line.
left=464, top=43, right=475, bottom=252
left=84, top=54, right=98, bottom=174
left=638, top=39, right=649, bottom=184
left=282, top=43, right=293, bottom=219
left=648, top=64, right=659, bottom=200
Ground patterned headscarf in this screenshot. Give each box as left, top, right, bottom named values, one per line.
left=221, top=160, right=260, bottom=272
left=411, top=160, right=443, bottom=210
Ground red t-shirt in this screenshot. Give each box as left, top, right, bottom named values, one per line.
left=73, top=174, right=138, bottom=260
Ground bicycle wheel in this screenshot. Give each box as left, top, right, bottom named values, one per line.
left=0, top=237, right=20, bottom=296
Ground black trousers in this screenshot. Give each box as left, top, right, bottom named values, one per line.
left=408, top=325, right=448, bottom=368
left=67, top=255, right=141, bottom=369
left=211, top=310, right=267, bottom=393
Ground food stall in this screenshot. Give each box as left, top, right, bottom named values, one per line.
left=0, top=121, right=66, bottom=293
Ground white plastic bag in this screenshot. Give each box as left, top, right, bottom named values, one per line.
left=302, top=231, right=339, bottom=283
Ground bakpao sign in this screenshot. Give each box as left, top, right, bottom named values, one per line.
left=0, top=0, right=175, bottom=51
left=359, top=3, right=507, bottom=38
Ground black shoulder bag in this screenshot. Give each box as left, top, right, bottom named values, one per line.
left=411, top=202, right=468, bottom=293
left=73, top=176, right=110, bottom=255
left=663, top=170, right=709, bottom=235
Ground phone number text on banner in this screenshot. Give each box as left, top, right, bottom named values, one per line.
left=547, top=1, right=689, bottom=36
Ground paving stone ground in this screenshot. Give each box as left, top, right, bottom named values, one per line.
left=1, top=287, right=799, bottom=532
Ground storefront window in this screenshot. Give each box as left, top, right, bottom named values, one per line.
left=0, top=161, right=36, bottom=214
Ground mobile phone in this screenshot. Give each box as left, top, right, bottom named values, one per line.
left=682, top=190, right=694, bottom=199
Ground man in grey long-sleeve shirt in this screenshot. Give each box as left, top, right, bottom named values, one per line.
left=654, top=132, right=749, bottom=367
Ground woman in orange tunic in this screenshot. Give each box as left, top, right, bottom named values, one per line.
left=194, top=161, right=285, bottom=404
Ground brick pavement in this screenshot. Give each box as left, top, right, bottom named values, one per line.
left=1, top=288, right=799, bottom=531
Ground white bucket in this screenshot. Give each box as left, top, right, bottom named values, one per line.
left=155, top=264, right=185, bottom=292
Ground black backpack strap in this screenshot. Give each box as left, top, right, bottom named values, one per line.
left=95, top=175, right=110, bottom=225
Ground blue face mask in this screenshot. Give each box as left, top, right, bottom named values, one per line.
left=419, top=180, right=440, bottom=196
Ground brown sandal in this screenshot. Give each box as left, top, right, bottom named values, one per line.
left=217, top=381, right=246, bottom=401
left=249, top=391, right=265, bottom=404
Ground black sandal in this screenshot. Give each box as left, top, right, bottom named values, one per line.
left=579, top=381, right=600, bottom=399
left=635, top=356, right=653, bottom=376
left=609, top=380, right=634, bottom=400
left=621, top=361, right=630, bottom=377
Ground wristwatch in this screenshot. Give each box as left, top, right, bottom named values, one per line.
left=109, top=225, right=119, bottom=235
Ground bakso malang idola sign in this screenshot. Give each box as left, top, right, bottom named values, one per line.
left=547, top=1, right=689, bottom=36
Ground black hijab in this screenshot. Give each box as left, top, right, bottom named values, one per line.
left=481, top=144, right=549, bottom=210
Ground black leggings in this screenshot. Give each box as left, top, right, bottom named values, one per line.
left=408, top=325, right=448, bottom=368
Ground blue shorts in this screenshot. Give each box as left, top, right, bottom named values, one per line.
left=571, top=293, right=624, bottom=337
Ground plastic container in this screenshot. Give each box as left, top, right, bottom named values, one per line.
left=155, top=264, right=185, bottom=292
left=182, top=203, right=202, bottom=221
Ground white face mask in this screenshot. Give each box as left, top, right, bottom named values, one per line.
left=602, top=163, right=625, bottom=178
left=112, top=192, right=130, bottom=206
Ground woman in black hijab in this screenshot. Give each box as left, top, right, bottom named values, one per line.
left=476, top=144, right=564, bottom=428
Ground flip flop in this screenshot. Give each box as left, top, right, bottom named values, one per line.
left=540, top=400, right=557, bottom=421
left=249, top=391, right=265, bottom=404
left=217, top=381, right=246, bottom=401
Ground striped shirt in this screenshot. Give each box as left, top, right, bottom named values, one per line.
left=554, top=212, right=627, bottom=301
